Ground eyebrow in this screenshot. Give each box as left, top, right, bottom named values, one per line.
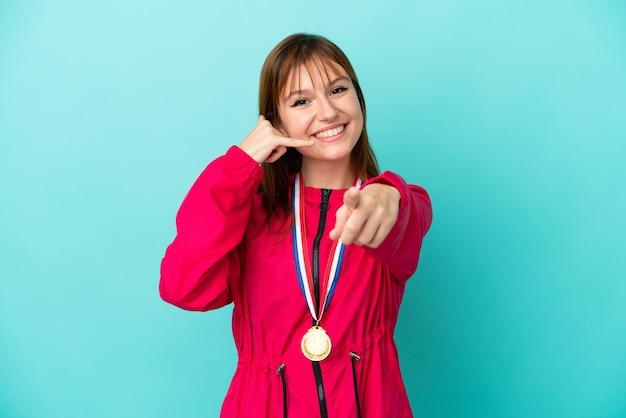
left=284, top=76, right=350, bottom=101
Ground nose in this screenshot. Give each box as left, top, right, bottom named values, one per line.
left=316, top=96, right=339, bottom=121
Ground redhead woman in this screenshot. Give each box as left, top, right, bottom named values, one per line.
left=160, top=33, right=432, bottom=418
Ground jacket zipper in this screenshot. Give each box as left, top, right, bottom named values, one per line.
left=311, top=188, right=331, bottom=418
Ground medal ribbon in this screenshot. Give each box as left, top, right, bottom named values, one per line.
left=292, top=172, right=362, bottom=323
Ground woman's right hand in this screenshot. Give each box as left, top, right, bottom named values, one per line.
left=239, top=115, right=314, bottom=164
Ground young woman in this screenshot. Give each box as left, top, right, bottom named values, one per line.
left=160, top=33, right=432, bottom=418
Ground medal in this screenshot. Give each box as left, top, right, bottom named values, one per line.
left=301, top=326, right=332, bottom=361
left=292, top=173, right=362, bottom=361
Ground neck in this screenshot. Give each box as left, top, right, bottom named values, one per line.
left=300, top=158, right=354, bottom=189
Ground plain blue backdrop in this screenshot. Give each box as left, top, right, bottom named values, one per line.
left=1, top=1, right=625, bottom=417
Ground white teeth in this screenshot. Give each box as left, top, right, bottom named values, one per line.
left=315, top=125, right=344, bottom=139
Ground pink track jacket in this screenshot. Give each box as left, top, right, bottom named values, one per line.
left=160, top=146, right=432, bottom=417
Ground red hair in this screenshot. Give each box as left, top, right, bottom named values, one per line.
left=258, top=34, right=380, bottom=231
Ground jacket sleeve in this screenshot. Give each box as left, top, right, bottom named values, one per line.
left=362, top=171, right=432, bottom=282
left=159, top=146, right=263, bottom=311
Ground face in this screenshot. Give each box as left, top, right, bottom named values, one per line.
left=277, top=63, right=363, bottom=166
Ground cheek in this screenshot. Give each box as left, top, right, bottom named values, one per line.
left=284, top=114, right=312, bottom=137
left=353, top=103, right=364, bottom=128
left=350, top=96, right=364, bottom=121
left=357, top=95, right=364, bottom=113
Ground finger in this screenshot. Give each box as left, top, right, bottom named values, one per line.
left=342, top=187, right=361, bottom=210
left=367, top=223, right=390, bottom=248
left=339, top=208, right=369, bottom=246
left=352, top=217, right=382, bottom=247
left=274, top=136, right=315, bottom=149
left=264, top=135, right=314, bottom=163
left=261, top=120, right=314, bottom=148
left=329, top=205, right=350, bottom=241
left=265, top=145, right=287, bottom=163
left=356, top=208, right=396, bottom=248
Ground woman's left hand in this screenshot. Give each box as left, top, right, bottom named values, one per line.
left=329, top=183, right=401, bottom=248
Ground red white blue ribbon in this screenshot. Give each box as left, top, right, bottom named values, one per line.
left=292, top=172, right=362, bottom=322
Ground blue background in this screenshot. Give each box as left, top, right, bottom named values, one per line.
left=1, top=1, right=625, bottom=417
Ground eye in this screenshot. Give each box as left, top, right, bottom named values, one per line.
left=330, top=86, right=348, bottom=95
left=291, top=98, right=309, bottom=107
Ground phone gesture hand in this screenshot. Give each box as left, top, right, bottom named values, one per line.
left=240, top=115, right=314, bottom=164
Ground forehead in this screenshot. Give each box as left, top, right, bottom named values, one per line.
left=282, top=58, right=347, bottom=93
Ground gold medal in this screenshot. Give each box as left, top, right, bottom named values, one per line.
left=293, top=174, right=361, bottom=362
left=301, top=326, right=332, bottom=361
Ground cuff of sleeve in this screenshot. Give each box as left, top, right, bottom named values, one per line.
left=223, top=145, right=264, bottom=188
left=362, top=171, right=409, bottom=209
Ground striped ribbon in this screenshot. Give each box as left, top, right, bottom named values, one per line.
left=291, top=172, right=362, bottom=322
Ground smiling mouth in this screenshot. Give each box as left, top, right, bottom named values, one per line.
left=314, top=125, right=345, bottom=139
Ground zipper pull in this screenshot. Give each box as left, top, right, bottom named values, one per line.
left=320, top=189, right=331, bottom=212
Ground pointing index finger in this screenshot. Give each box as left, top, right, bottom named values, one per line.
left=343, top=187, right=361, bottom=209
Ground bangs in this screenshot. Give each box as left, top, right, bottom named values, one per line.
left=276, top=52, right=346, bottom=101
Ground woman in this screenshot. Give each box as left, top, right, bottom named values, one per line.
left=160, top=33, right=432, bottom=418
